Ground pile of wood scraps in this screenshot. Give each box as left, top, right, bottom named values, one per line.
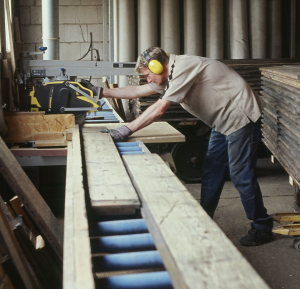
left=260, top=65, right=300, bottom=185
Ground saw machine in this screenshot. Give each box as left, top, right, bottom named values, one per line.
left=30, top=79, right=101, bottom=118
left=17, top=47, right=137, bottom=122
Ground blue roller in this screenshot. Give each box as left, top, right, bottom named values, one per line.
left=118, top=146, right=142, bottom=152
left=90, top=219, right=148, bottom=236
left=116, top=142, right=139, bottom=147
left=120, top=151, right=145, bottom=155
left=91, top=233, right=156, bottom=253
left=95, top=271, right=173, bottom=289
left=93, top=251, right=164, bottom=272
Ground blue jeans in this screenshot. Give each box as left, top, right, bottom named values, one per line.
left=200, top=121, right=273, bottom=232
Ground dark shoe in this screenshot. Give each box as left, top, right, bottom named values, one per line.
left=240, top=228, right=274, bottom=246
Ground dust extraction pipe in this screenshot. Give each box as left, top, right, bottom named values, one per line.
left=229, top=0, right=249, bottom=59
left=138, top=0, right=157, bottom=53
left=161, top=0, right=180, bottom=54
left=42, top=0, right=59, bottom=60
left=184, top=0, right=203, bottom=56
left=118, top=0, right=135, bottom=118
left=268, top=0, right=282, bottom=58
left=249, top=0, right=267, bottom=58
left=206, top=0, right=223, bottom=59
left=113, top=0, right=119, bottom=84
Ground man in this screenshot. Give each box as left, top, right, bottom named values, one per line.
left=101, top=47, right=274, bottom=246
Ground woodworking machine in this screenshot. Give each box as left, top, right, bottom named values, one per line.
left=17, top=47, right=137, bottom=120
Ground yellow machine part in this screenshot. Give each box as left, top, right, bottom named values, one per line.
left=30, top=81, right=99, bottom=112
left=273, top=224, right=300, bottom=236
left=30, top=86, right=41, bottom=112
left=272, top=212, right=300, bottom=224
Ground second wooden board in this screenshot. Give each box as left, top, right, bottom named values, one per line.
left=123, top=154, right=269, bottom=289
left=82, top=126, right=140, bottom=215
left=84, top=122, right=185, bottom=144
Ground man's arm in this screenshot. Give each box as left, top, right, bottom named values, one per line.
left=127, top=99, right=172, bottom=133
left=102, top=84, right=156, bottom=99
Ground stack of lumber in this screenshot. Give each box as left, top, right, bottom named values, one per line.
left=129, top=59, right=300, bottom=121
left=260, top=65, right=300, bottom=184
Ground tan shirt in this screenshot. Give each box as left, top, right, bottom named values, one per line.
left=148, top=54, right=265, bottom=135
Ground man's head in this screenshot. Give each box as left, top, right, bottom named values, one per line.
left=135, top=47, right=169, bottom=86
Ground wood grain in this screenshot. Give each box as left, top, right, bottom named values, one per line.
left=84, top=122, right=185, bottom=144
left=63, top=127, right=95, bottom=289
left=260, top=65, right=300, bottom=80
left=82, top=126, right=140, bottom=215
left=3, top=114, right=75, bottom=143
left=123, top=154, right=269, bottom=289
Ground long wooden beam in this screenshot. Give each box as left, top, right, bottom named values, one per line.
left=123, top=153, right=269, bottom=289
left=63, top=126, right=94, bottom=289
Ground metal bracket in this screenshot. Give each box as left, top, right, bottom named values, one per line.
left=60, top=107, right=113, bottom=113
left=65, top=81, right=98, bottom=104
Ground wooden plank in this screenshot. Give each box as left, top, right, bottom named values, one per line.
left=0, top=198, right=38, bottom=289
left=0, top=136, right=63, bottom=260
left=3, top=114, right=75, bottom=143
left=261, top=71, right=300, bottom=89
left=34, top=132, right=67, bottom=147
left=261, top=76, right=300, bottom=95
left=260, top=65, right=300, bottom=80
left=122, top=154, right=269, bottom=289
left=4, top=111, right=45, bottom=116
left=84, top=122, right=185, bottom=144
left=262, top=139, right=300, bottom=187
left=63, top=143, right=75, bottom=289
left=82, top=126, right=140, bottom=215
left=63, top=126, right=95, bottom=289
left=271, top=155, right=278, bottom=164
left=9, top=196, right=39, bottom=237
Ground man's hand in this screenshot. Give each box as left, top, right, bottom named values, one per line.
left=100, top=125, right=132, bottom=142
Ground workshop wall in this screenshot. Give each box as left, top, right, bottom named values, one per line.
left=19, top=0, right=42, bottom=59
left=18, top=0, right=108, bottom=86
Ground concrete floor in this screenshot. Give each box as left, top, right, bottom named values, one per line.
left=184, top=158, right=300, bottom=289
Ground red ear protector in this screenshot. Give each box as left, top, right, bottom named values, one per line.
left=142, top=50, right=168, bottom=75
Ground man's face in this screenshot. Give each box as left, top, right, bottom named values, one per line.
left=140, top=68, right=167, bottom=86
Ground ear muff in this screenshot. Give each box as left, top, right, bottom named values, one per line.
left=148, top=60, right=164, bottom=74
left=142, top=49, right=165, bottom=75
